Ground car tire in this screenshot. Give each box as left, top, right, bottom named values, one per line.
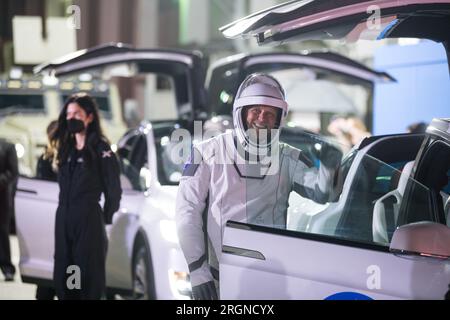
left=132, top=245, right=155, bottom=300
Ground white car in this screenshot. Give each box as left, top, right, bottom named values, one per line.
left=14, top=46, right=209, bottom=299
left=218, top=0, right=450, bottom=299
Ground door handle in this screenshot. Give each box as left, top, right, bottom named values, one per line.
left=17, top=188, right=38, bottom=195
left=222, top=245, right=265, bottom=260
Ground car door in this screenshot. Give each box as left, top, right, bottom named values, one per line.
left=220, top=0, right=450, bottom=49
left=207, top=51, right=394, bottom=135
left=15, top=178, right=58, bottom=281
left=220, top=133, right=450, bottom=299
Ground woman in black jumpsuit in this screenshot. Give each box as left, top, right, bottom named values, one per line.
left=52, top=93, right=122, bottom=300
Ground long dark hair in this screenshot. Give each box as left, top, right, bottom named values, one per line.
left=54, top=92, right=108, bottom=167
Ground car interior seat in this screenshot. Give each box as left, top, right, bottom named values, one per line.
left=372, top=161, right=415, bottom=244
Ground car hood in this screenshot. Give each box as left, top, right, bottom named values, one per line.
left=220, top=0, right=450, bottom=45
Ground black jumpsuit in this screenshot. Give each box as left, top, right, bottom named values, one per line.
left=54, top=140, right=122, bottom=300
left=0, top=139, right=18, bottom=278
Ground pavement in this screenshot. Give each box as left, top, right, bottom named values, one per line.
left=0, top=236, right=37, bottom=300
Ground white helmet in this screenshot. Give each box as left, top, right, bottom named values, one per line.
left=233, top=73, right=288, bottom=155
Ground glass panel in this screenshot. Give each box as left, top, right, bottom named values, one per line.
left=238, top=132, right=433, bottom=247
left=117, top=133, right=148, bottom=191
left=0, top=93, right=45, bottom=115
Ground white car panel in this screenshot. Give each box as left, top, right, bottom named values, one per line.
left=221, top=223, right=450, bottom=299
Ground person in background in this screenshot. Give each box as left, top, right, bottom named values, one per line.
left=407, top=121, right=428, bottom=134
left=0, top=138, right=18, bottom=282
left=36, top=120, right=58, bottom=182
left=327, top=115, right=371, bottom=152
left=52, top=93, right=122, bottom=299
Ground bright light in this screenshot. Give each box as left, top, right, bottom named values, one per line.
left=7, top=80, right=21, bottom=89
left=78, top=82, right=93, bottom=91
left=111, top=144, right=118, bottom=153
left=287, top=122, right=296, bottom=128
left=398, top=38, right=421, bottom=46
left=15, top=143, right=25, bottom=159
left=43, top=75, right=59, bottom=87
left=9, top=67, right=23, bottom=80
left=161, top=136, right=170, bottom=146
left=159, top=220, right=179, bottom=244
left=169, top=269, right=192, bottom=300
left=140, top=167, right=152, bottom=189
left=27, top=81, right=42, bottom=89
left=220, top=91, right=231, bottom=104
left=314, top=143, right=322, bottom=151
left=78, top=73, right=93, bottom=82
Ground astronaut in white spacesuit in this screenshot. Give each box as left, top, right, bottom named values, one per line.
left=176, top=73, right=342, bottom=300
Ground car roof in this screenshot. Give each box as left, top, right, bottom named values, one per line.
left=34, top=42, right=204, bottom=76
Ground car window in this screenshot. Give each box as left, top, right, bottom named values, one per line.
left=208, top=61, right=373, bottom=134
left=0, top=92, right=45, bottom=115
left=235, top=134, right=433, bottom=248
left=154, top=126, right=191, bottom=186
left=261, top=65, right=372, bottom=133
left=400, top=139, right=450, bottom=227
left=117, top=131, right=148, bottom=191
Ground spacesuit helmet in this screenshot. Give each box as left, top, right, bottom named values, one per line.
left=233, top=73, right=288, bottom=155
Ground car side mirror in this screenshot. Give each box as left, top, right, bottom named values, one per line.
left=139, top=165, right=152, bottom=190
left=390, top=221, right=450, bottom=260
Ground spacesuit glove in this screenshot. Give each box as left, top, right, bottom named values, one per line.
left=192, top=281, right=218, bottom=300
left=319, top=143, right=343, bottom=169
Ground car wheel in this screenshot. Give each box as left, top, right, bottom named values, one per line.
left=132, top=245, right=154, bottom=300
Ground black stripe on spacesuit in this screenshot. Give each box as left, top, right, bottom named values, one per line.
left=298, top=152, right=314, bottom=168
left=210, top=267, right=219, bottom=281
left=293, top=182, right=329, bottom=205
left=188, top=254, right=206, bottom=273
left=232, top=163, right=266, bottom=180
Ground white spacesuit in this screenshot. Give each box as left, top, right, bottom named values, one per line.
left=176, top=74, right=341, bottom=299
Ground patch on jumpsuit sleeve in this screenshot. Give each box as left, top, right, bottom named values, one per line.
left=298, top=151, right=314, bottom=168
left=102, top=150, right=113, bottom=158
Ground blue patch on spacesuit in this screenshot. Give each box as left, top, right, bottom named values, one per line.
left=324, top=292, right=373, bottom=300
left=182, top=148, right=200, bottom=176
left=182, top=163, right=200, bottom=176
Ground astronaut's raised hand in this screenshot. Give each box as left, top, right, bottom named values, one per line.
left=319, top=143, right=343, bottom=169
left=191, top=281, right=218, bottom=300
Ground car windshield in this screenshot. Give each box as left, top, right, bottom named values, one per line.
left=0, top=92, right=45, bottom=116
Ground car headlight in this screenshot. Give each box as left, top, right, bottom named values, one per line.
left=159, top=220, right=179, bottom=244
left=15, top=143, right=25, bottom=159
